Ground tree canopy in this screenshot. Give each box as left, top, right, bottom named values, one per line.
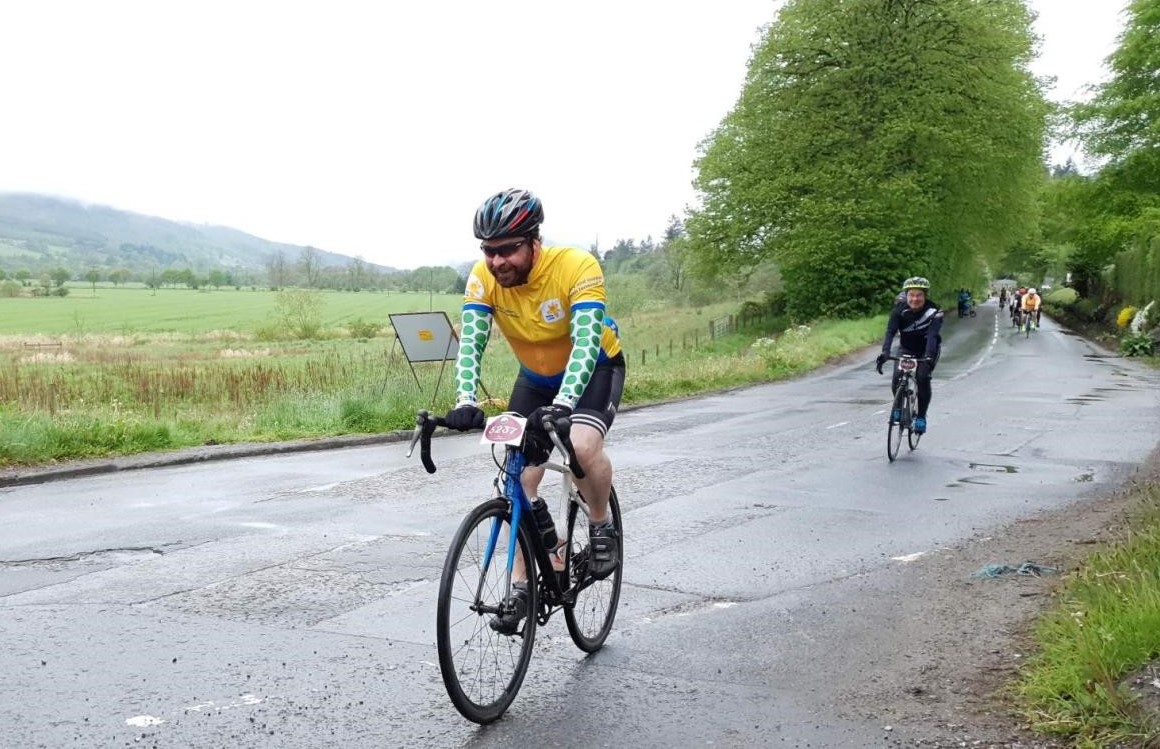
left=688, top=0, right=1049, bottom=317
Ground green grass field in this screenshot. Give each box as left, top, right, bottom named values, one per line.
left=0, top=285, right=462, bottom=335
left=0, top=285, right=884, bottom=466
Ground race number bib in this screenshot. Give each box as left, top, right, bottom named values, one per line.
left=481, top=413, right=526, bottom=446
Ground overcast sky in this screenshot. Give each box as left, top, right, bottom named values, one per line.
left=0, top=0, right=1129, bottom=270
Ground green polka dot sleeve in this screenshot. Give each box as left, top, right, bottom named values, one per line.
left=554, top=307, right=604, bottom=409
left=455, top=308, right=491, bottom=405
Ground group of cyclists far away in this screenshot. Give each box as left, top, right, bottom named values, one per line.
left=999, top=285, right=1042, bottom=331
left=429, top=185, right=1028, bottom=640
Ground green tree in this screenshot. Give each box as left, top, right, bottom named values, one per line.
left=688, top=0, right=1048, bottom=318
left=50, top=267, right=71, bottom=288
left=1067, top=0, right=1160, bottom=296
left=206, top=269, right=228, bottom=289
left=108, top=268, right=132, bottom=286
left=84, top=268, right=101, bottom=296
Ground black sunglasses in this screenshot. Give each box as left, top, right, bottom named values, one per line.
left=480, top=239, right=527, bottom=258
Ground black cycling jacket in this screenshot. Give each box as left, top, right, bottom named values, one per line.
left=881, top=300, right=943, bottom=358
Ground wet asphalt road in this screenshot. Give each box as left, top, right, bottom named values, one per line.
left=2, top=300, right=1159, bottom=748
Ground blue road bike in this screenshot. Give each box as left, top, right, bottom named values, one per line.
left=408, top=410, right=624, bottom=723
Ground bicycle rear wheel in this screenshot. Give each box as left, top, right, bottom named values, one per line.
left=563, top=487, right=624, bottom=652
left=436, top=498, right=538, bottom=724
left=887, top=389, right=905, bottom=462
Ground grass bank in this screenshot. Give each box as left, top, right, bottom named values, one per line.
left=0, top=302, right=885, bottom=466
left=1014, top=479, right=1160, bottom=747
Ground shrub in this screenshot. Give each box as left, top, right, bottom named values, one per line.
left=1073, top=299, right=1105, bottom=323
left=1116, top=305, right=1138, bottom=328
left=1119, top=332, right=1155, bottom=357
left=1043, top=287, right=1078, bottom=305
left=346, top=318, right=383, bottom=339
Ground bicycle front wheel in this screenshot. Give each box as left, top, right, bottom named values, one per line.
left=436, top=498, right=538, bottom=724
left=563, top=486, right=624, bottom=652
left=887, top=389, right=905, bottom=462
left=907, top=391, right=922, bottom=450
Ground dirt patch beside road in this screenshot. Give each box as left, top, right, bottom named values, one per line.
left=826, top=451, right=1160, bottom=748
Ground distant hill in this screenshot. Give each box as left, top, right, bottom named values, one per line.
left=0, top=192, right=396, bottom=279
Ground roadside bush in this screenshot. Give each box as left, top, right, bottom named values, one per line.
left=1119, top=332, right=1155, bottom=357
left=1072, top=298, right=1106, bottom=323
left=0, top=280, right=21, bottom=298
left=1044, top=288, right=1078, bottom=305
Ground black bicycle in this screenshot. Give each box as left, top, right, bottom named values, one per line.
left=883, top=354, right=922, bottom=462
left=408, top=410, right=624, bottom=724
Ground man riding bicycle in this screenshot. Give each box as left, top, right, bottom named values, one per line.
left=443, top=188, right=626, bottom=634
left=1021, top=287, right=1042, bottom=328
left=876, top=276, right=943, bottom=435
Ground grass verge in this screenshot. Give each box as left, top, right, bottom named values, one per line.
left=1014, top=481, right=1160, bottom=747
left=0, top=312, right=885, bottom=466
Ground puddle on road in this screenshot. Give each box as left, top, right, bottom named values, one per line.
left=968, top=462, right=1019, bottom=473
left=1066, top=395, right=1106, bottom=405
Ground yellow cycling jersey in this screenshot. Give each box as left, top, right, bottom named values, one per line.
left=1021, top=293, right=1041, bottom=311
left=463, top=246, right=622, bottom=378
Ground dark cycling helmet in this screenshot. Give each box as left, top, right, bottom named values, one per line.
left=901, top=276, right=931, bottom=291
left=473, top=188, right=543, bottom=240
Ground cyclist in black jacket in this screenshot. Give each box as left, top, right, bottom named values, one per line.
left=875, top=276, right=943, bottom=434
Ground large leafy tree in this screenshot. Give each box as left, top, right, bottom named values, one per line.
left=1067, top=0, right=1160, bottom=296
left=688, top=0, right=1048, bottom=317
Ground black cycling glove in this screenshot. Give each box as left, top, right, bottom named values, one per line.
left=529, top=403, right=573, bottom=430
left=444, top=404, right=485, bottom=432
left=875, top=353, right=888, bottom=375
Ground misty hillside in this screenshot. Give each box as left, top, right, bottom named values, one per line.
left=0, top=193, right=395, bottom=277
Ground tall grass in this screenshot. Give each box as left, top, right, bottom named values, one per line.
left=0, top=296, right=886, bottom=467
left=1015, top=485, right=1160, bottom=746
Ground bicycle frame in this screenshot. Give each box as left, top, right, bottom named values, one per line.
left=480, top=437, right=594, bottom=613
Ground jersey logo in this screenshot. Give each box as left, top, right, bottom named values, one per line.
left=465, top=274, right=485, bottom=300
left=540, top=298, right=565, bottom=323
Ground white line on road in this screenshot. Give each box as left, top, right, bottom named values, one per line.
left=826, top=421, right=850, bottom=429
left=892, top=551, right=926, bottom=562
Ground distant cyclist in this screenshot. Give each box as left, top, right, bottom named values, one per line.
left=876, top=277, right=943, bottom=435
left=1021, top=287, right=1042, bottom=328
left=1010, top=287, right=1026, bottom=326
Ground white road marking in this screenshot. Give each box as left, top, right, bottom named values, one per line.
left=892, top=551, right=926, bottom=563
left=126, top=716, right=165, bottom=727
left=826, top=421, right=850, bottom=429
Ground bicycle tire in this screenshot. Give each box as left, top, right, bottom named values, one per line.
left=907, top=390, right=922, bottom=450
left=887, top=387, right=905, bottom=462
left=436, top=498, right=538, bottom=724
left=563, top=486, right=624, bottom=652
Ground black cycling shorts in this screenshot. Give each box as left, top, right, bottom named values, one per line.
left=508, top=353, right=625, bottom=437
